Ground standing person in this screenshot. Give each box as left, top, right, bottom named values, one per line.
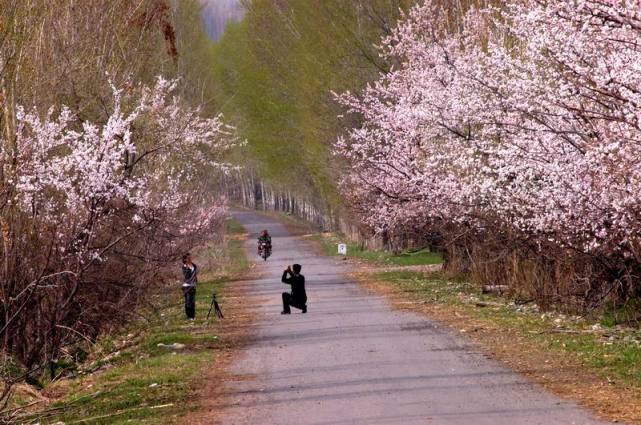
left=181, top=253, right=198, bottom=320
left=281, top=264, right=307, bottom=314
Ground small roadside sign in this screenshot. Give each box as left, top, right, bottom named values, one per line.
left=338, top=243, right=347, bottom=256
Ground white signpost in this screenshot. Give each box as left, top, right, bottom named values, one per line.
left=337, top=243, right=347, bottom=256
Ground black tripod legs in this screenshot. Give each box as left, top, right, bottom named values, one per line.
left=207, top=293, right=224, bottom=320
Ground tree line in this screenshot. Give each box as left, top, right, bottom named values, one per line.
left=335, top=0, right=641, bottom=311
left=209, top=0, right=641, bottom=313
left=0, top=0, right=232, bottom=407
left=208, top=0, right=416, bottom=218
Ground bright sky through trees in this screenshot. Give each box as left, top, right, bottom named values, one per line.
left=200, top=0, right=245, bottom=40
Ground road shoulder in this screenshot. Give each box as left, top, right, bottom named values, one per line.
left=350, top=268, right=641, bottom=424
left=309, top=231, right=640, bottom=423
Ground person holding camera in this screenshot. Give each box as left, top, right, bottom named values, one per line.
left=181, top=253, right=198, bottom=320
left=281, top=264, right=307, bottom=314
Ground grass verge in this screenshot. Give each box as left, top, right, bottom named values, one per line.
left=312, top=233, right=443, bottom=266
left=359, top=270, right=641, bottom=423
left=376, top=271, right=641, bottom=385
left=19, top=218, right=248, bottom=425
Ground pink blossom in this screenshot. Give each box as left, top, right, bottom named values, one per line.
left=9, top=76, right=236, bottom=261
left=335, top=0, right=641, bottom=257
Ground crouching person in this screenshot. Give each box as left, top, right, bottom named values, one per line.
left=281, top=264, right=307, bottom=314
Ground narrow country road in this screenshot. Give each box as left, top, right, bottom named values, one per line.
left=220, top=210, right=610, bottom=425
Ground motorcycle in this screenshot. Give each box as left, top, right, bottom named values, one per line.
left=258, top=241, right=272, bottom=261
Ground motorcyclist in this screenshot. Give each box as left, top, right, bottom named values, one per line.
left=258, top=229, right=272, bottom=254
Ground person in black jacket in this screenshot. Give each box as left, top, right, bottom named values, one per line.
left=181, top=253, right=198, bottom=320
left=281, top=264, right=307, bottom=314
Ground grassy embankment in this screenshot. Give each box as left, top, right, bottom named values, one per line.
left=373, top=272, right=641, bottom=385
left=19, top=219, right=248, bottom=425
left=312, top=233, right=443, bottom=266
left=315, top=232, right=641, bottom=420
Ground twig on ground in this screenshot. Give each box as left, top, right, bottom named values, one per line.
left=65, top=403, right=174, bottom=424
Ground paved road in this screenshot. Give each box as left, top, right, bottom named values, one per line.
left=220, top=210, right=610, bottom=425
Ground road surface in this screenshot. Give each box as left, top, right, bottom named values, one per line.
left=220, top=210, right=610, bottom=425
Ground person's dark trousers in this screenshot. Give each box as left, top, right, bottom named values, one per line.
left=282, top=292, right=306, bottom=314
left=184, top=288, right=196, bottom=319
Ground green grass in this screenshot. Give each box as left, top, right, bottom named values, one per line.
left=31, top=282, right=224, bottom=424
left=224, top=238, right=249, bottom=277
left=313, top=233, right=443, bottom=266
left=224, top=218, right=249, bottom=276
left=23, top=219, right=248, bottom=425
left=374, top=270, right=641, bottom=388
left=600, top=299, right=641, bottom=328
left=225, top=217, right=246, bottom=235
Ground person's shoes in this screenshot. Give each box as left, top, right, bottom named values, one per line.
left=281, top=311, right=290, bottom=315
left=302, top=305, right=307, bottom=314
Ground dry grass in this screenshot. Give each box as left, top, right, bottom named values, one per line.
left=190, top=217, right=270, bottom=424
left=190, top=277, right=260, bottom=425
left=353, top=270, right=641, bottom=424
left=6, top=219, right=252, bottom=425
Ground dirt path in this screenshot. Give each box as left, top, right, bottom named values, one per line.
left=216, top=210, right=611, bottom=425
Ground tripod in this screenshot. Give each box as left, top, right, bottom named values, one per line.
left=207, top=293, right=224, bottom=320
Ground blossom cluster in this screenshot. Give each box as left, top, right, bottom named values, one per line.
left=11, top=76, right=234, bottom=261
left=336, top=0, right=641, bottom=257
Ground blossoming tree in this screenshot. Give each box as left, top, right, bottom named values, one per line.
left=336, top=0, right=641, bottom=305
left=1, top=77, right=235, bottom=372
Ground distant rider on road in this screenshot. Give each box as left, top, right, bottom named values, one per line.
left=258, top=229, right=272, bottom=255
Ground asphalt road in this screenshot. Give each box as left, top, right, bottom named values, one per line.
left=220, top=210, right=610, bottom=425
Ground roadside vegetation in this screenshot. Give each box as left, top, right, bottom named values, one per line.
left=0, top=0, right=236, bottom=410
left=5, top=219, right=248, bottom=425
left=374, top=271, right=641, bottom=388
left=316, top=229, right=641, bottom=421
left=313, top=233, right=442, bottom=267
left=334, top=0, right=641, bottom=318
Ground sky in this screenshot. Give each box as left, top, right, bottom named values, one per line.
left=199, top=0, right=245, bottom=41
